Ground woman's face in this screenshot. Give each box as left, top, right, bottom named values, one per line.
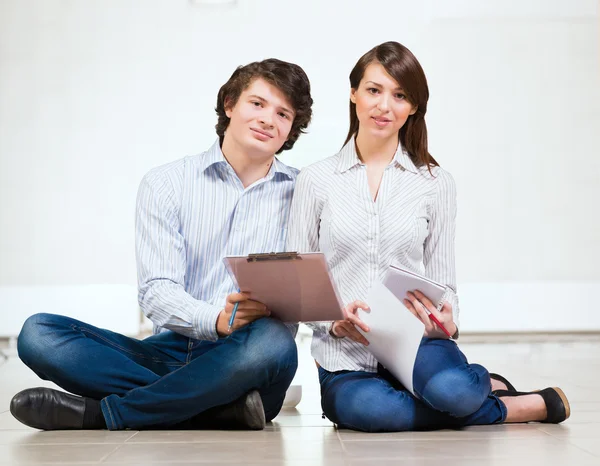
left=351, top=62, right=417, bottom=143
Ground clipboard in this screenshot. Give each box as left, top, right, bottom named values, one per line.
left=223, top=252, right=344, bottom=323
left=383, top=264, right=447, bottom=312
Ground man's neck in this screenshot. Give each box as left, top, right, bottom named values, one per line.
left=355, top=131, right=399, bottom=167
left=221, top=138, right=275, bottom=188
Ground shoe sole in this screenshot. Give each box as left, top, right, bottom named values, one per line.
left=534, top=387, right=571, bottom=422
left=244, top=391, right=266, bottom=430
left=551, top=387, right=571, bottom=420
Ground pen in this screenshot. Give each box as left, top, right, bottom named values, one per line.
left=425, top=309, right=454, bottom=340
left=227, top=289, right=241, bottom=333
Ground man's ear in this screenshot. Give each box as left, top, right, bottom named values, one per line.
left=224, top=97, right=233, bottom=118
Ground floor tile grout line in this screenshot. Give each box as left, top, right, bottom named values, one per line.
left=534, top=427, right=565, bottom=439
left=3, top=443, right=138, bottom=447
left=97, top=442, right=127, bottom=464
left=339, top=435, right=563, bottom=443
left=338, top=436, right=555, bottom=441
left=562, top=439, right=600, bottom=458
left=124, top=430, right=140, bottom=442
left=335, top=425, right=351, bottom=454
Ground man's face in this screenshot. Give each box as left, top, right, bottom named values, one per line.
left=224, top=78, right=295, bottom=158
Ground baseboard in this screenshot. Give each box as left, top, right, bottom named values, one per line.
left=457, top=282, right=600, bottom=332
left=1, top=282, right=598, bottom=338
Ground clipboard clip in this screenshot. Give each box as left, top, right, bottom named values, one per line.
left=247, top=252, right=302, bottom=262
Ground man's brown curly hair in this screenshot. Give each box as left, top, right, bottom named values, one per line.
left=215, top=59, right=313, bottom=154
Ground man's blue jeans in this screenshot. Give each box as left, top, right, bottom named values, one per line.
left=319, top=338, right=507, bottom=432
left=17, top=313, right=298, bottom=430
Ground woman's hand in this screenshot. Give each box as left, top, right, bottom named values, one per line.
left=330, top=300, right=371, bottom=346
left=403, top=290, right=456, bottom=339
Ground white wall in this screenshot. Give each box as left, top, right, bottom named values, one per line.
left=1, top=0, right=598, bottom=334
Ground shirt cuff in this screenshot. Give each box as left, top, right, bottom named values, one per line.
left=328, top=321, right=344, bottom=338
left=193, top=302, right=224, bottom=341
left=443, top=289, right=460, bottom=330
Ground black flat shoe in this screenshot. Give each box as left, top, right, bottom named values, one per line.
left=181, top=390, right=266, bottom=430
left=10, top=387, right=87, bottom=430
left=490, top=373, right=517, bottom=393
left=494, top=387, right=571, bottom=424
left=211, top=390, right=265, bottom=430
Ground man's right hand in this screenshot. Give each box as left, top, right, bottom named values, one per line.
left=216, top=292, right=270, bottom=337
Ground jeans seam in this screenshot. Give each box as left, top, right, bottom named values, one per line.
left=319, top=369, right=342, bottom=401
left=185, top=338, right=193, bottom=364
left=102, top=398, right=117, bottom=430
left=493, top=394, right=509, bottom=422
left=73, top=325, right=184, bottom=366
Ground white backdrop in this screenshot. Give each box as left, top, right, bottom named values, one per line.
left=1, top=0, right=598, bottom=335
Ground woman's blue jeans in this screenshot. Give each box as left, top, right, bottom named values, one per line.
left=319, top=338, right=507, bottom=432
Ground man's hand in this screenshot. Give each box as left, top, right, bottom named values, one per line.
left=216, top=292, right=270, bottom=337
left=330, top=300, right=371, bottom=346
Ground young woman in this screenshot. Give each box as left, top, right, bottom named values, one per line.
left=287, top=41, right=569, bottom=432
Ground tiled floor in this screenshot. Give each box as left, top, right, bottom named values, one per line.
left=0, top=335, right=599, bottom=465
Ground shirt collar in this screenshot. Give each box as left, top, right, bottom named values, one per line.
left=336, top=137, right=419, bottom=174
left=199, top=139, right=295, bottom=180
left=271, top=156, right=297, bottom=180
left=198, top=139, right=228, bottom=172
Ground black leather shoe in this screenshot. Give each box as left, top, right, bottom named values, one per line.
left=10, top=387, right=86, bottom=430
left=494, top=387, right=571, bottom=423
left=490, top=373, right=517, bottom=393
left=199, top=390, right=266, bottom=430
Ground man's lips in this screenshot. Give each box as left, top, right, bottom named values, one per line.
left=250, top=128, right=274, bottom=139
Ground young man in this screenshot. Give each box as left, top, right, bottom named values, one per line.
left=10, top=58, right=313, bottom=431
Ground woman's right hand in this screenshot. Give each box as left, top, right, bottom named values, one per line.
left=330, top=300, right=371, bottom=346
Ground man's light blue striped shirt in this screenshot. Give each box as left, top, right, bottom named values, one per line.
left=136, top=140, right=298, bottom=341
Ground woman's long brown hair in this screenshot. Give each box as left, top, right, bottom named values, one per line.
left=344, top=41, right=438, bottom=169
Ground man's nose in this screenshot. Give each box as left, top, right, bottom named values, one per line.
left=259, top=111, right=275, bottom=128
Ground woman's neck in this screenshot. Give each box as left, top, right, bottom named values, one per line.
left=355, top=131, right=398, bottom=166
